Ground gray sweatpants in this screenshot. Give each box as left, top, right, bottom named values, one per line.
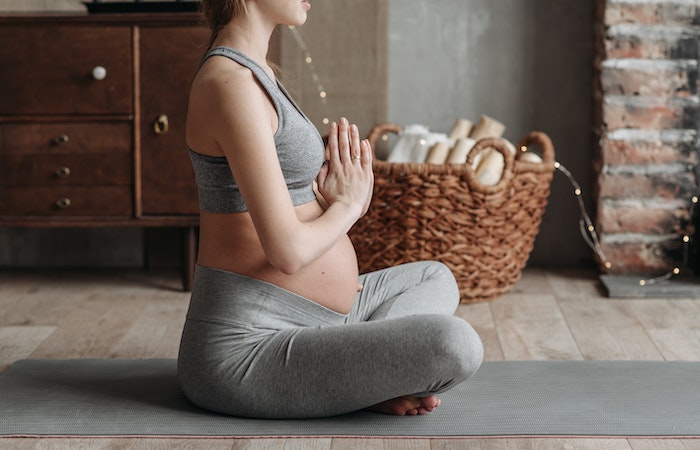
left=177, top=261, right=483, bottom=419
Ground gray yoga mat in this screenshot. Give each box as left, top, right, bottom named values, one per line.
left=1, top=359, right=699, bottom=437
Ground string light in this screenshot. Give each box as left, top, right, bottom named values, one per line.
left=552, top=161, right=611, bottom=268
left=368, top=136, right=695, bottom=287
left=549, top=155, right=697, bottom=287
left=287, top=26, right=329, bottom=125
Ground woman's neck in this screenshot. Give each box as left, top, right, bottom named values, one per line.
left=214, top=9, right=276, bottom=67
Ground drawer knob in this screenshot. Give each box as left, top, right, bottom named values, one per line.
left=153, top=114, right=170, bottom=135
left=53, top=135, right=70, bottom=145
left=55, top=166, right=71, bottom=178
left=92, top=66, right=107, bottom=81
left=56, top=197, right=72, bottom=209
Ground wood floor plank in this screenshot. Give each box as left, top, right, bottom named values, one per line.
left=33, top=438, right=136, bottom=449
left=380, top=439, right=430, bottom=450
left=646, top=329, right=700, bottom=361
left=455, top=301, right=504, bottom=361
left=432, top=439, right=633, bottom=450
left=509, top=268, right=557, bottom=296
left=230, top=439, right=287, bottom=450
left=545, top=267, right=603, bottom=300
left=623, top=298, right=700, bottom=361
left=331, top=438, right=422, bottom=450
left=83, top=296, right=156, bottom=359
left=629, top=439, right=700, bottom=450
left=107, top=298, right=187, bottom=359
left=152, top=297, right=189, bottom=358
left=330, top=438, right=385, bottom=450
left=281, top=438, right=332, bottom=450
left=28, top=293, right=116, bottom=359
left=0, top=438, right=38, bottom=450
left=489, top=293, right=582, bottom=360
left=0, top=274, right=42, bottom=321
left=0, top=279, right=92, bottom=327
left=626, top=299, right=700, bottom=331
left=0, top=325, right=55, bottom=372
left=558, top=297, right=664, bottom=360
left=126, top=438, right=235, bottom=449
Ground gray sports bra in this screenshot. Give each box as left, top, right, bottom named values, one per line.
left=188, top=46, right=325, bottom=213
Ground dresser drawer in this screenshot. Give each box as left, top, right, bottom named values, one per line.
left=0, top=123, right=132, bottom=155
left=1, top=153, right=131, bottom=187
left=0, top=187, right=132, bottom=216
left=0, top=25, right=132, bottom=115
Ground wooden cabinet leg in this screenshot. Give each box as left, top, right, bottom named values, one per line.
left=182, top=226, right=197, bottom=291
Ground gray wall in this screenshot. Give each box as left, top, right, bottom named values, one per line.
left=0, top=0, right=596, bottom=268
left=388, top=0, right=596, bottom=267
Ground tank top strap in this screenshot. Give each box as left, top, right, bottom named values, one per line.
left=204, top=46, right=288, bottom=132
left=205, top=46, right=278, bottom=92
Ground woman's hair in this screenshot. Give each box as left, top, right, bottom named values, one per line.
left=201, top=0, right=246, bottom=50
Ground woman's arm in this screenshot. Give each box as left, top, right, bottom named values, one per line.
left=203, top=66, right=373, bottom=274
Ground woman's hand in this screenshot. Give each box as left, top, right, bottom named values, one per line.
left=316, top=117, right=374, bottom=219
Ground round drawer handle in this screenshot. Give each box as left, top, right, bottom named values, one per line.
left=55, top=166, right=71, bottom=178
left=56, top=197, right=72, bottom=209
left=153, top=114, right=170, bottom=135
left=92, top=66, right=107, bottom=81
left=53, top=135, right=69, bottom=145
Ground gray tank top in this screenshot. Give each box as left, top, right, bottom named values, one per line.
left=188, top=46, right=325, bottom=213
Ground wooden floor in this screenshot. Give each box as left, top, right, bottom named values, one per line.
left=1, top=267, right=699, bottom=449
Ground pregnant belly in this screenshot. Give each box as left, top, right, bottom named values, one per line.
left=199, top=232, right=360, bottom=314
left=230, top=234, right=360, bottom=314
left=295, top=234, right=360, bottom=314
left=197, top=209, right=361, bottom=314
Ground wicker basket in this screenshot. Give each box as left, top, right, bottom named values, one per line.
left=349, top=123, right=556, bottom=303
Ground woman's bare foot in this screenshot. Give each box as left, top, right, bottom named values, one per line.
left=367, top=395, right=441, bottom=416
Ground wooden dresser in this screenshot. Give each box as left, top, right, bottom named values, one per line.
left=0, top=13, right=209, bottom=290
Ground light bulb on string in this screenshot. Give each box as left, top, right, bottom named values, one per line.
left=630, top=196, right=696, bottom=286
left=547, top=150, right=697, bottom=288
left=551, top=159, right=609, bottom=268
left=287, top=25, right=329, bottom=126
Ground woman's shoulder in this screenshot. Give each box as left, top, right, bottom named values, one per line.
left=188, top=54, right=278, bottom=144
left=187, top=56, right=270, bottom=154
left=194, top=56, right=257, bottom=96
left=190, top=59, right=269, bottom=122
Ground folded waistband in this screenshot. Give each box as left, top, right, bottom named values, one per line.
left=186, top=265, right=348, bottom=328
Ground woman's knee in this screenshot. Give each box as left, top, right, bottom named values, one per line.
left=420, top=260, right=457, bottom=283
left=432, top=262, right=460, bottom=308
left=425, top=315, right=484, bottom=380
left=416, top=260, right=460, bottom=304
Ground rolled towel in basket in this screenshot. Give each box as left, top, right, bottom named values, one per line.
left=469, top=115, right=506, bottom=141
left=446, top=138, right=476, bottom=164
left=425, top=141, right=451, bottom=164
left=475, top=139, right=517, bottom=186
left=448, top=118, right=474, bottom=140
left=468, top=115, right=506, bottom=170
left=387, top=124, right=448, bottom=163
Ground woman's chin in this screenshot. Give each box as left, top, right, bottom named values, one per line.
left=290, top=16, right=308, bottom=27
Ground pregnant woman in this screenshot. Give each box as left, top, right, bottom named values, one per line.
left=177, top=0, right=484, bottom=419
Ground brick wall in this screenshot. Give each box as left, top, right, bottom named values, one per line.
left=595, top=0, right=700, bottom=274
